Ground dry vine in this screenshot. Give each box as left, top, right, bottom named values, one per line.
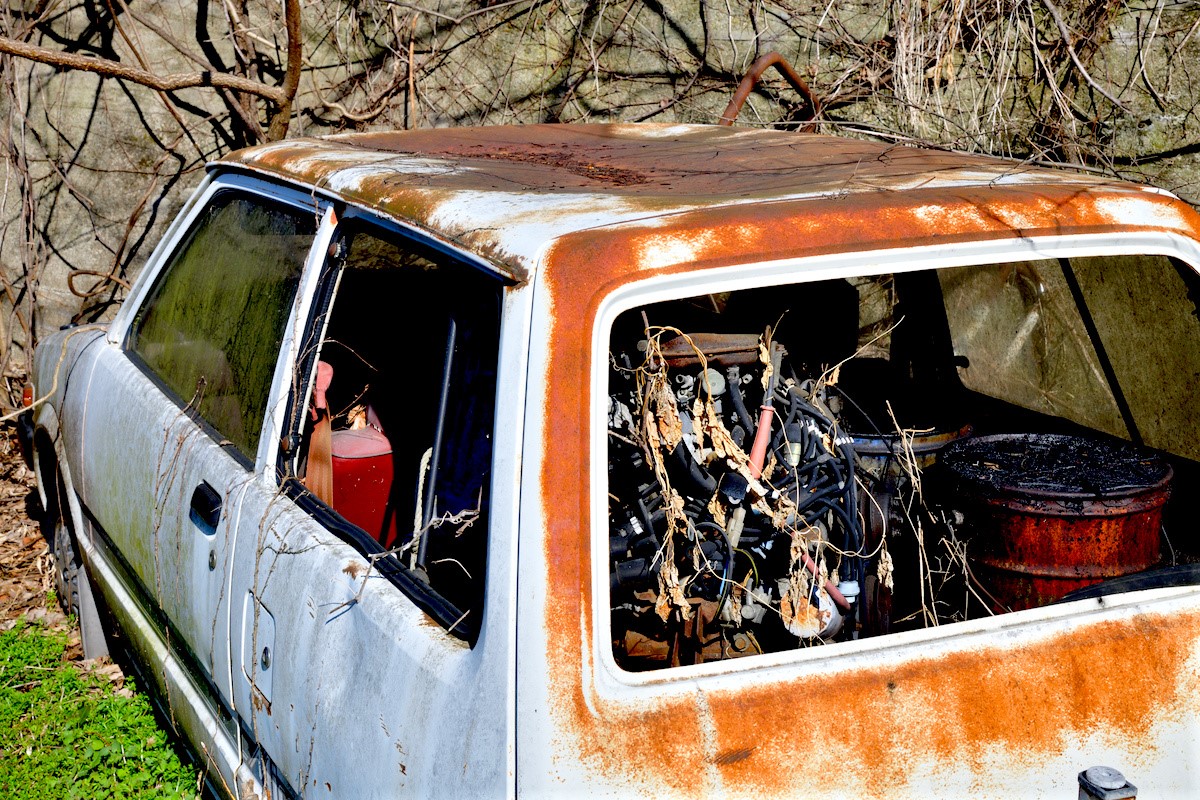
left=1, top=0, right=1198, bottom=407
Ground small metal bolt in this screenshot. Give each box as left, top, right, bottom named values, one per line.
left=1084, top=767, right=1126, bottom=790
left=260, top=647, right=271, bottom=671
left=208, top=551, right=216, bottom=571
left=1079, top=766, right=1136, bottom=800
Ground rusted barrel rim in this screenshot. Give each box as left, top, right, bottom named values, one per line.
left=942, top=432, right=1173, bottom=502
left=851, top=423, right=973, bottom=457
left=973, top=485, right=1172, bottom=517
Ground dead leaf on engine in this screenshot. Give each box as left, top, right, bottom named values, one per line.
left=651, top=380, right=683, bottom=452
left=765, top=493, right=800, bottom=531
left=693, top=396, right=740, bottom=464
left=762, top=451, right=779, bottom=481
left=826, top=361, right=842, bottom=386
left=706, top=491, right=727, bottom=528
left=726, top=578, right=745, bottom=624
left=877, top=540, right=895, bottom=592
left=780, top=541, right=830, bottom=638
left=758, top=339, right=773, bottom=392
left=655, top=532, right=692, bottom=622
left=780, top=578, right=825, bottom=638
left=664, top=488, right=686, bottom=530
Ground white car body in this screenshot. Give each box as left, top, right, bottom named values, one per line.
left=27, top=124, right=1200, bottom=798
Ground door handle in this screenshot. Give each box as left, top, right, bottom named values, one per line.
left=190, top=482, right=222, bottom=529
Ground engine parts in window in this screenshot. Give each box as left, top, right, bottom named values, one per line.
left=608, top=327, right=867, bottom=668
left=607, top=276, right=1185, bottom=671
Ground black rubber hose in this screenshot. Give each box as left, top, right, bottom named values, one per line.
left=725, top=366, right=756, bottom=430
left=696, top=521, right=736, bottom=611
left=805, top=496, right=858, bottom=550
left=837, top=439, right=863, bottom=547
left=788, top=391, right=835, bottom=432
left=793, top=480, right=844, bottom=513
left=784, top=391, right=800, bottom=427
left=635, top=498, right=656, bottom=542
left=671, top=442, right=717, bottom=493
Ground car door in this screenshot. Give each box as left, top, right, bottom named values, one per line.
left=221, top=212, right=524, bottom=797
left=74, top=179, right=322, bottom=711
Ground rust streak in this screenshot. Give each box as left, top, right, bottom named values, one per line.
left=536, top=174, right=1200, bottom=794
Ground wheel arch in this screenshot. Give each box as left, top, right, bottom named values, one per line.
left=31, top=414, right=85, bottom=548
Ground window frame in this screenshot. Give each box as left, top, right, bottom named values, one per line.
left=115, top=175, right=332, bottom=472
left=277, top=208, right=513, bottom=644
left=590, top=230, right=1200, bottom=684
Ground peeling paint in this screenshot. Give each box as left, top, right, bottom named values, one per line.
left=524, top=127, right=1200, bottom=794
left=217, top=125, right=1163, bottom=281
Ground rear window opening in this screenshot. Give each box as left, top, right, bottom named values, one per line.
left=606, top=253, right=1200, bottom=671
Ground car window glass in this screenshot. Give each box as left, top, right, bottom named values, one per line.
left=129, top=194, right=315, bottom=459
left=300, top=225, right=501, bottom=636
left=1070, top=254, right=1200, bottom=462
left=939, top=259, right=1126, bottom=438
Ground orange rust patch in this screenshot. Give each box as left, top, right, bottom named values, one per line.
left=700, top=613, right=1198, bottom=795
left=222, top=125, right=1110, bottom=202
left=534, top=180, right=1200, bottom=794
left=554, top=185, right=1200, bottom=286
left=442, top=144, right=648, bottom=186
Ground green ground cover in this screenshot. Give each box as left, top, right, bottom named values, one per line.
left=0, top=620, right=199, bottom=799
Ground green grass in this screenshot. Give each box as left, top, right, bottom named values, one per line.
left=0, top=621, right=200, bottom=799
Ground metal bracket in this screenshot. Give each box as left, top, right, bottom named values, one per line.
left=718, top=52, right=820, bottom=129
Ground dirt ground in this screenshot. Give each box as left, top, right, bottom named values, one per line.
left=0, top=426, right=82, bottom=662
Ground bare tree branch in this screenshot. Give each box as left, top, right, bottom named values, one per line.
left=267, top=0, right=303, bottom=141
left=1038, top=0, right=1132, bottom=113
left=0, top=33, right=287, bottom=104
left=377, top=0, right=533, bottom=26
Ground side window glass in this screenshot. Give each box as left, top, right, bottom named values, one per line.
left=1070, top=254, right=1200, bottom=462
left=938, top=259, right=1126, bottom=437
left=300, top=225, right=501, bottom=635
left=129, top=194, right=316, bottom=459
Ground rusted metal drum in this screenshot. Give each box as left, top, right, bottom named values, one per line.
left=941, top=433, right=1172, bottom=611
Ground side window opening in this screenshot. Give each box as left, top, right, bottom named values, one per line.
left=290, top=224, right=501, bottom=639
left=129, top=193, right=316, bottom=460
left=607, top=255, right=1199, bottom=672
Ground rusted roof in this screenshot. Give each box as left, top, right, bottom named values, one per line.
left=217, top=124, right=1198, bottom=276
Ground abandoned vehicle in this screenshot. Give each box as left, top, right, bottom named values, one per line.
left=22, top=122, right=1200, bottom=797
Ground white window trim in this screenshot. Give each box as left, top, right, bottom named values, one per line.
left=590, top=230, right=1200, bottom=687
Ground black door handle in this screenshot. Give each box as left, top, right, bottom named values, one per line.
left=190, top=482, right=222, bottom=529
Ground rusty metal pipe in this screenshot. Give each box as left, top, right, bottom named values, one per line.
left=718, top=52, right=820, bottom=127
left=747, top=342, right=782, bottom=479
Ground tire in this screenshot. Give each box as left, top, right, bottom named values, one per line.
left=42, top=463, right=110, bottom=659
left=51, top=506, right=83, bottom=621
